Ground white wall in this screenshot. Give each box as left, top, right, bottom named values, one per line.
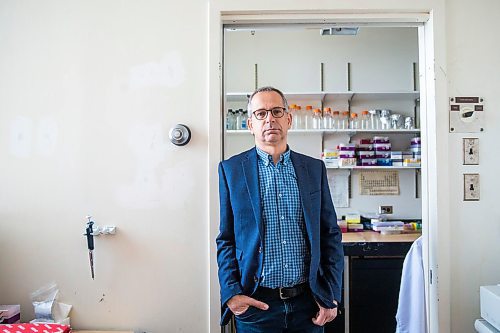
left=0, top=1, right=208, bottom=332
left=3, top=1, right=498, bottom=333
left=446, top=0, right=500, bottom=331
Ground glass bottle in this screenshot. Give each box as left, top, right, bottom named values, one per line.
left=241, top=110, right=248, bottom=130
left=290, top=104, right=298, bottom=129
left=235, top=109, right=242, bottom=130
left=226, top=109, right=234, bottom=130
left=360, top=110, right=369, bottom=130
left=313, top=108, right=323, bottom=129
left=368, top=109, right=380, bottom=130
left=332, top=111, right=340, bottom=129
left=296, top=105, right=303, bottom=129
left=322, top=107, right=333, bottom=129
left=340, top=111, right=350, bottom=129
left=304, top=105, right=313, bottom=129
left=350, top=112, right=359, bottom=129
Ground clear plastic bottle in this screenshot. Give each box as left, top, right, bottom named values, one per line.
left=332, top=111, right=340, bottom=129
left=368, top=109, right=380, bottom=130
left=296, top=105, right=303, bottom=129
left=313, top=108, right=323, bottom=129
left=340, top=111, right=350, bottom=129
left=290, top=104, right=298, bottom=129
left=304, top=105, right=313, bottom=129
left=322, top=107, right=333, bottom=129
left=235, top=109, right=242, bottom=130
left=241, top=110, right=248, bottom=130
left=360, top=110, right=369, bottom=130
left=226, top=109, right=234, bottom=130
left=350, top=112, right=359, bottom=129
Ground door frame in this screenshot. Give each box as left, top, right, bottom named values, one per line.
left=208, top=8, right=449, bottom=333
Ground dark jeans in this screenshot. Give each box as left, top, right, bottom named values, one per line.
left=234, top=288, right=324, bottom=333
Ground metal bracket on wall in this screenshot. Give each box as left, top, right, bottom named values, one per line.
left=347, top=62, right=352, bottom=92
left=254, top=63, right=258, bottom=90
left=320, top=62, right=324, bottom=92
left=415, top=168, right=421, bottom=199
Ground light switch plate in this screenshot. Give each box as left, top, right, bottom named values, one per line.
left=463, top=138, right=479, bottom=165
left=464, top=173, right=480, bottom=201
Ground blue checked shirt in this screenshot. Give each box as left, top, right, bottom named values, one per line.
left=256, top=147, right=310, bottom=288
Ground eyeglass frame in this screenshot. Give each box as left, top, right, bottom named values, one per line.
left=251, top=107, right=288, bottom=120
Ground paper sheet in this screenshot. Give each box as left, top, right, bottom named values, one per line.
left=328, top=169, right=350, bottom=208
left=359, top=170, right=400, bottom=195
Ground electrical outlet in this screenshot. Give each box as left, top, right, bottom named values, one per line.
left=379, top=205, right=393, bottom=214
left=463, top=138, right=479, bottom=165
left=464, top=173, right=480, bottom=201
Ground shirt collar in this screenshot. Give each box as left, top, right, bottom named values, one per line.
left=255, top=146, right=291, bottom=166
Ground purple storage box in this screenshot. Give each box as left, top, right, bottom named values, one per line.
left=358, top=151, right=375, bottom=159
left=375, top=152, right=391, bottom=159
left=339, top=143, right=356, bottom=151
left=374, top=143, right=391, bottom=151
left=359, top=138, right=373, bottom=144
left=358, top=144, right=374, bottom=151
left=373, top=136, right=390, bottom=144
left=360, top=159, right=377, bottom=166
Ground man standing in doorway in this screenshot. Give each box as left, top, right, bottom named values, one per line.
left=216, top=86, right=344, bottom=332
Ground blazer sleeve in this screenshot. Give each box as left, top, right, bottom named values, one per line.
left=319, top=161, right=344, bottom=305
left=216, top=162, right=243, bottom=307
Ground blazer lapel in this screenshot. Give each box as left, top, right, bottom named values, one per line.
left=291, top=151, right=314, bottom=245
left=242, top=148, right=264, bottom=238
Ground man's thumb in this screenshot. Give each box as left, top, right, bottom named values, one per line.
left=248, top=297, right=269, bottom=310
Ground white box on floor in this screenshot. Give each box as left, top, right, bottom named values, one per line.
left=481, top=285, right=500, bottom=331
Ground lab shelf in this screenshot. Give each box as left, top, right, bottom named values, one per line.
left=226, top=129, right=421, bottom=134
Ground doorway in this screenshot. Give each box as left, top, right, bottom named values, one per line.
left=209, top=10, right=442, bottom=333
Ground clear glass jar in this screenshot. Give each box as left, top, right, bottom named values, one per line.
left=296, top=105, right=303, bottom=129
left=360, top=110, right=369, bottom=130
left=313, top=108, right=323, bottom=129
left=368, top=109, right=380, bottom=130
left=350, top=112, right=359, bottom=129
left=304, top=105, right=313, bottom=129
left=322, top=107, right=333, bottom=129
left=290, top=104, right=298, bottom=129
left=332, top=111, right=340, bottom=129
left=340, top=111, right=350, bottom=129
left=379, top=109, right=391, bottom=130
left=235, top=109, right=242, bottom=130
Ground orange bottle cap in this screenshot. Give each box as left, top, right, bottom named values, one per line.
left=324, top=107, right=332, bottom=112
left=306, top=105, right=313, bottom=110
left=362, top=110, right=369, bottom=115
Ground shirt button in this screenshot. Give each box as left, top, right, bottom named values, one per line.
left=284, top=264, right=288, bottom=269
left=278, top=193, right=282, bottom=198
left=254, top=276, right=258, bottom=282
left=282, top=240, right=286, bottom=245
left=281, top=216, right=284, bottom=220
left=258, top=246, right=262, bottom=253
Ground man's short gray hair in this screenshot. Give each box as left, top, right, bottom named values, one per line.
left=247, top=86, right=289, bottom=117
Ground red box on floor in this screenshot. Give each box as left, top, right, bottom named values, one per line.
left=0, top=323, right=71, bottom=333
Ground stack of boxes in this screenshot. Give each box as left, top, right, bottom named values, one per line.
left=338, top=143, right=357, bottom=167
left=322, top=136, right=421, bottom=168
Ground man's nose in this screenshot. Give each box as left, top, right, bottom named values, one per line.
left=265, top=111, right=276, bottom=122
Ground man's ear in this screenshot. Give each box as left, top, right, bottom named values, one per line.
left=247, top=117, right=253, bottom=134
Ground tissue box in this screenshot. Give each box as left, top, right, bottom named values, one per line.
left=0, top=305, right=20, bottom=324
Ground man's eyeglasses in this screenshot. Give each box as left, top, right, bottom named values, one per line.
left=252, top=107, right=287, bottom=120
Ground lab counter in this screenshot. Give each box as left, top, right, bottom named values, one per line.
left=341, top=231, right=421, bottom=256
left=326, top=231, right=421, bottom=333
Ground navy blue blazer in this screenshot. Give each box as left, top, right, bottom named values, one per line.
left=216, top=147, right=344, bottom=326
